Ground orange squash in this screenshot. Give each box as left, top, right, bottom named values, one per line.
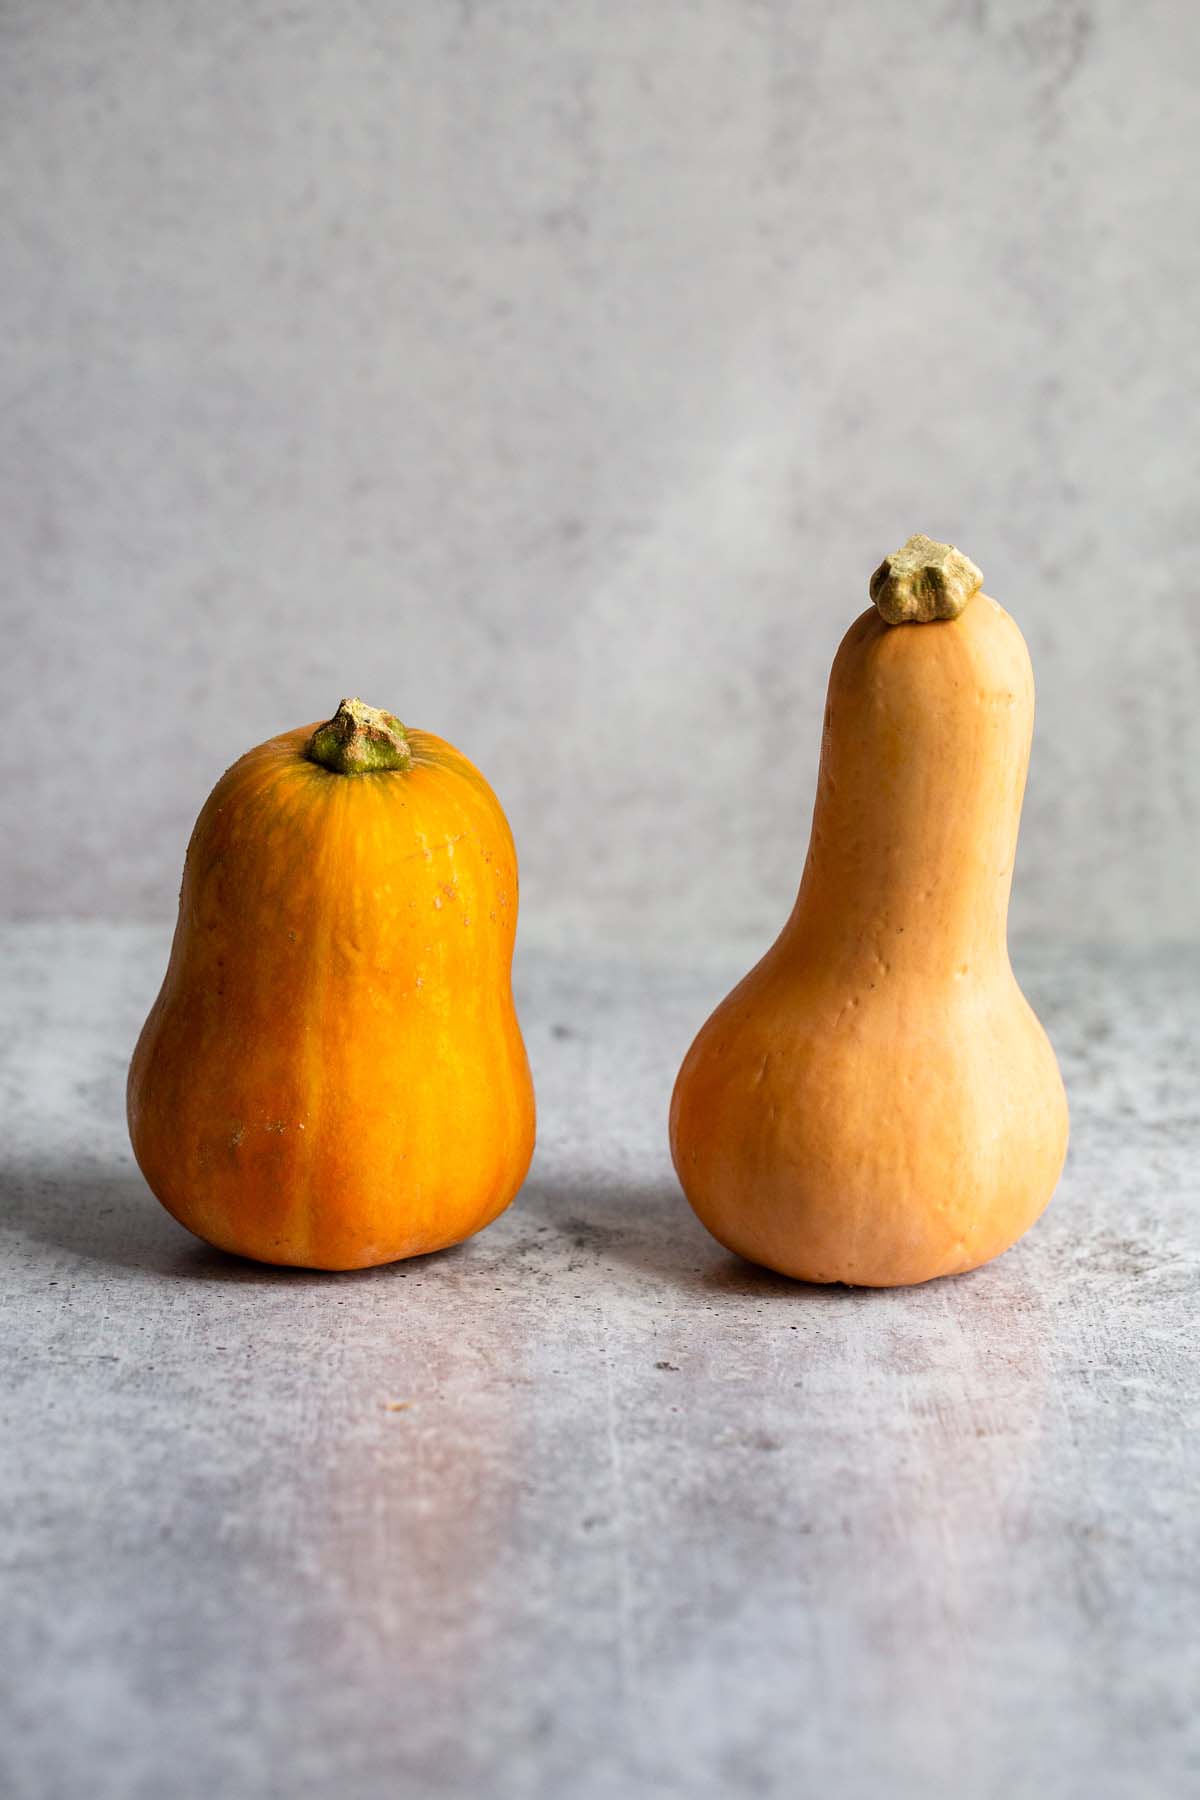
left=128, top=699, right=535, bottom=1270
left=669, top=536, right=1068, bottom=1287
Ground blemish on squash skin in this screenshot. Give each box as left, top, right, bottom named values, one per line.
left=407, top=834, right=464, bottom=863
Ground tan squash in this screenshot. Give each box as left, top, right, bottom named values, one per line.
left=669, top=535, right=1068, bottom=1286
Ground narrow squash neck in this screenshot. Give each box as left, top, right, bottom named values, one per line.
left=791, top=787, right=1019, bottom=972
left=787, top=598, right=1035, bottom=975
left=306, top=699, right=412, bottom=774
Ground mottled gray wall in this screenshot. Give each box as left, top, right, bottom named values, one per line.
left=3, top=0, right=1197, bottom=949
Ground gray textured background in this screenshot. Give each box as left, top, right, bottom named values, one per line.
left=3, top=0, right=1197, bottom=948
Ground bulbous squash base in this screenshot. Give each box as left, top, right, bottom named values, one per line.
left=670, top=961, right=1069, bottom=1289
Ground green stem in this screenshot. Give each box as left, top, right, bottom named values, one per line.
left=306, top=698, right=412, bottom=774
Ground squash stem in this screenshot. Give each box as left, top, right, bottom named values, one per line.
left=869, top=534, right=982, bottom=625
left=306, top=699, right=412, bottom=775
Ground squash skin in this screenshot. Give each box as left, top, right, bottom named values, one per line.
left=128, top=726, right=535, bottom=1270
left=669, top=594, right=1069, bottom=1287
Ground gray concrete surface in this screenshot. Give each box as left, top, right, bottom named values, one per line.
left=2, top=922, right=1197, bottom=1799
left=3, top=1, right=1200, bottom=947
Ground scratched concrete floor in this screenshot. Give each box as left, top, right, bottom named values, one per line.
left=2, top=925, right=1197, bottom=1800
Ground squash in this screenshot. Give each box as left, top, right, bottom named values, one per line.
left=669, top=535, right=1068, bottom=1287
left=128, top=699, right=535, bottom=1270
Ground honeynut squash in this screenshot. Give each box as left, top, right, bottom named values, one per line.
left=129, top=700, right=535, bottom=1270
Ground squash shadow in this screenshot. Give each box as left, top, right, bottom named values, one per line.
left=1, top=1157, right=197, bottom=1277
left=0, top=1156, right=467, bottom=1287
left=512, top=1168, right=837, bottom=1304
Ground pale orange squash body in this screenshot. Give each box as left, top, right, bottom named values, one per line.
left=128, top=722, right=535, bottom=1270
left=670, top=565, right=1069, bottom=1287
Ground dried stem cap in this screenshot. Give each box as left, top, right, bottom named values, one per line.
left=869, top=534, right=983, bottom=625
left=306, top=698, right=412, bottom=774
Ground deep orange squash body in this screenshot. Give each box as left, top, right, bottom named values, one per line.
left=128, top=722, right=535, bottom=1270
left=670, top=557, right=1069, bottom=1287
